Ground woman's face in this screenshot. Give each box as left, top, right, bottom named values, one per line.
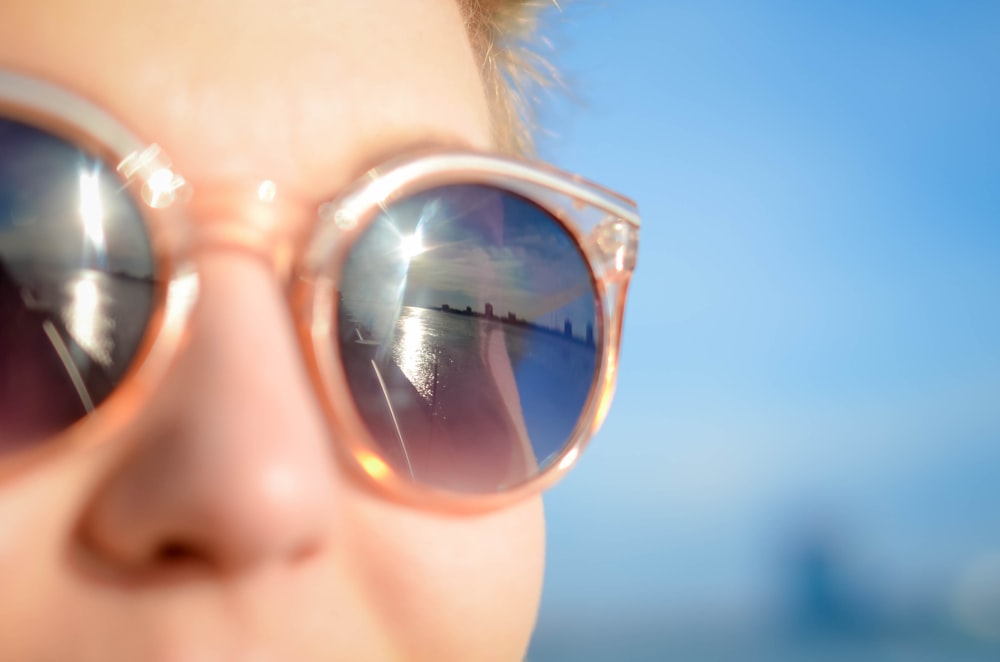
left=0, top=1, right=546, bottom=659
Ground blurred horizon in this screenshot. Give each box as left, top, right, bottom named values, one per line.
left=529, top=1, right=1000, bottom=660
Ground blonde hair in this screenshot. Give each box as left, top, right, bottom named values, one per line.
left=462, top=1, right=564, bottom=155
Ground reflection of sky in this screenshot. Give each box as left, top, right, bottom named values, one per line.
left=530, top=2, right=1000, bottom=660
left=397, top=187, right=593, bottom=328
left=0, top=119, right=153, bottom=280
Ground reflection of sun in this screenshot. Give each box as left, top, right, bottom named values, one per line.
left=63, top=272, right=114, bottom=366
left=396, top=314, right=434, bottom=402
left=400, top=232, right=424, bottom=259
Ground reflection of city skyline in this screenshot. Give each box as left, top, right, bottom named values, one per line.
left=419, top=300, right=596, bottom=347
left=339, top=182, right=601, bottom=353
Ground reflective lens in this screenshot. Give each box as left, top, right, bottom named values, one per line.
left=338, top=184, right=599, bottom=493
left=0, top=118, right=156, bottom=449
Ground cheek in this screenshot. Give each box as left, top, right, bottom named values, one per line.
left=348, top=496, right=546, bottom=658
left=0, top=447, right=108, bottom=648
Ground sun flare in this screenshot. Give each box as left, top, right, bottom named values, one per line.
left=400, top=232, right=425, bottom=259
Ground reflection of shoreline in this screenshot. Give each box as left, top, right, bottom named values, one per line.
left=422, top=303, right=595, bottom=347
left=7, top=266, right=155, bottom=313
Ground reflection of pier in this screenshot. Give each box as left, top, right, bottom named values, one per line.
left=434, top=302, right=595, bottom=347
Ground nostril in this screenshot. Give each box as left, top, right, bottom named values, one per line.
left=154, top=541, right=202, bottom=564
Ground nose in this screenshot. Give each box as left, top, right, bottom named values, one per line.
left=77, top=251, right=337, bottom=574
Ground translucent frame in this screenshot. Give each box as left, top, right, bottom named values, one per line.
left=0, top=70, right=640, bottom=511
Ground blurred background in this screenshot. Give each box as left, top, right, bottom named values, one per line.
left=528, top=1, right=1000, bottom=660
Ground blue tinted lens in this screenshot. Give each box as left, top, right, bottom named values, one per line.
left=338, top=184, right=598, bottom=493
left=0, top=118, right=155, bottom=449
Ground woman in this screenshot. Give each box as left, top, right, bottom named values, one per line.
left=0, top=0, right=638, bottom=659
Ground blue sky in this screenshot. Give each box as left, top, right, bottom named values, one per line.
left=529, top=2, right=1000, bottom=659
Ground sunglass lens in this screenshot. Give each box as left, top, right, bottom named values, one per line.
left=0, top=118, right=156, bottom=449
left=338, top=184, right=599, bottom=493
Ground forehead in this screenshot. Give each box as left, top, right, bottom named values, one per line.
left=0, top=0, right=493, bottom=198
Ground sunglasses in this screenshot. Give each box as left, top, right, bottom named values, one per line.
left=0, top=70, right=639, bottom=509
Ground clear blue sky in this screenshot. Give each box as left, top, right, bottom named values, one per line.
left=529, top=2, right=1000, bottom=659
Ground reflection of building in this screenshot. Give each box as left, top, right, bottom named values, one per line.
left=427, top=302, right=595, bottom=347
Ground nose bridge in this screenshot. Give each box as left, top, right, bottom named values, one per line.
left=184, top=180, right=316, bottom=281
left=77, top=181, right=338, bottom=573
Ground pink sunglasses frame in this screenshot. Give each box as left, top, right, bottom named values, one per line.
left=0, top=69, right=640, bottom=511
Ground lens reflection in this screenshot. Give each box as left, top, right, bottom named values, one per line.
left=338, top=184, right=598, bottom=493
left=0, top=118, right=155, bottom=449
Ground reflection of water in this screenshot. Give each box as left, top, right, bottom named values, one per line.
left=0, top=265, right=155, bottom=446
left=344, top=303, right=598, bottom=469
left=62, top=271, right=115, bottom=366
left=396, top=314, right=434, bottom=401
left=18, top=267, right=153, bottom=374
left=387, top=307, right=470, bottom=409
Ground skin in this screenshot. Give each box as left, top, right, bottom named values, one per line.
left=0, top=1, right=546, bottom=660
